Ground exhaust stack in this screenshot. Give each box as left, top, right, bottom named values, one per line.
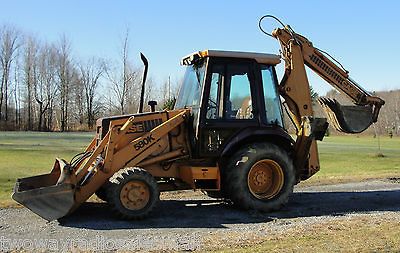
left=138, top=53, right=149, bottom=114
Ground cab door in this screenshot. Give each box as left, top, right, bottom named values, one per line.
left=197, top=58, right=262, bottom=157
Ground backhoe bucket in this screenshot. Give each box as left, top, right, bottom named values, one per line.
left=12, top=159, right=76, bottom=221
left=318, top=97, right=373, bottom=134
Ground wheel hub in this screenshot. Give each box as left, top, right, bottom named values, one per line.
left=252, top=169, right=271, bottom=186
left=248, top=159, right=284, bottom=199
left=120, top=181, right=150, bottom=210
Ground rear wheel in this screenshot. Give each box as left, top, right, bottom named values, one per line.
left=225, top=142, right=295, bottom=212
left=107, top=168, right=159, bottom=220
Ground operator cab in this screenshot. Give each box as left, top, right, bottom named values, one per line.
left=175, top=50, right=289, bottom=157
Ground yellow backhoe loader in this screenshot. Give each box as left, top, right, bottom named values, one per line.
left=12, top=16, right=384, bottom=221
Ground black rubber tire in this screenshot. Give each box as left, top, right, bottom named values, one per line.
left=106, top=168, right=160, bottom=220
left=225, top=142, right=295, bottom=212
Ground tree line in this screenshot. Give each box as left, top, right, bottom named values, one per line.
left=1, top=25, right=398, bottom=135
left=0, top=26, right=177, bottom=131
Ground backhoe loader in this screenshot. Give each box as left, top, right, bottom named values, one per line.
left=12, top=16, right=384, bottom=220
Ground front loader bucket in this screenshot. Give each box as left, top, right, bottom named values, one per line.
left=318, top=97, right=373, bottom=134
left=12, top=159, right=76, bottom=221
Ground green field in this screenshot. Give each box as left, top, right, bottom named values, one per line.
left=0, top=131, right=94, bottom=206
left=0, top=132, right=399, bottom=206
left=307, top=135, right=400, bottom=185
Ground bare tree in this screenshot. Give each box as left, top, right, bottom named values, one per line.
left=395, top=92, right=400, bottom=136
left=162, top=76, right=170, bottom=104
left=144, top=77, right=154, bottom=105
left=35, top=43, right=57, bottom=131
left=23, top=35, right=39, bottom=130
left=56, top=35, right=74, bottom=132
left=80, top=58, right=104, bottom=128
left=71, top=71, right=85, bottom=128
left=106, top=29, right=137, bottom=114
left=13, top=57, right=21, bottom=128
left=158, top=76, right=180, bottom=110
left=0, top=25, right=19, bottom=123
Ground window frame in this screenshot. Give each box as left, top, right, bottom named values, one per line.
left=174, top=59, right=207, bottom=110
left=259, top=64, right=284, bottom=127
left=201, top=57, right=260, bottom=124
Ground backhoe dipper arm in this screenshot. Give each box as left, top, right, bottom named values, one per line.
left=268, top=25, right=384, bottom=180
left=272, top=27, right=384, bottom=124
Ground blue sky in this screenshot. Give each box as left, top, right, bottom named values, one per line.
left=1, top=1, right=399, bottom=95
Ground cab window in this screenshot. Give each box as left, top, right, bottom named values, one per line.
left=261, top=65, right=283, bottom=126
left=175, top=61, right=206, bottom=109
left=227, top=64, right=253, bottom=119
left=206, top=63, right=254, bottom=120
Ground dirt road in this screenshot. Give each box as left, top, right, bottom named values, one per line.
left=1, top=179, right=400, bottom=252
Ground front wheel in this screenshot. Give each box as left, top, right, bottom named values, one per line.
left=225, top=142, right=295, bottom=212
left=107, top=168, right=159, bottom=220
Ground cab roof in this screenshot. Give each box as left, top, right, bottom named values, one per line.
left=181, top=50, right=280, bottom=66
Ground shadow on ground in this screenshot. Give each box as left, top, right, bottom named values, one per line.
left=59, top=190, right=400, bottom=230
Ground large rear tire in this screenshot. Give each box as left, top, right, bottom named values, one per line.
left=107, top=168, right=159, bottom=220
left=225, top=142, right=295, bottom=212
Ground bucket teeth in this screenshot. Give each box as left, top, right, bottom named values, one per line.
left=318, top=97, right=373, bottom=134
left=318, top=98, right=345, bottom=132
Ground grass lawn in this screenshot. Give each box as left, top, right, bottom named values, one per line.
left=305, top=135, right=400, bottom=185
left=0, top=132, right=399, bottom=206
left=0, top=131, right=93, bottom=206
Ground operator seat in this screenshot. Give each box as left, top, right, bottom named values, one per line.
left=236, top=97, right=253, bottom=119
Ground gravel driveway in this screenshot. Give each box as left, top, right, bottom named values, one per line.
left=1, top=179, right=400, bottom=252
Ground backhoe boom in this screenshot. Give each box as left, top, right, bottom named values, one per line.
left=272, top=27, right=384, bottom=129
left=262, top=18, right=384, bottom=179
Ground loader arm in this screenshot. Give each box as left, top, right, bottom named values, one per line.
left=74, top=109, right=190, bottom=206
left=13, top=109, right=190, bottom=220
